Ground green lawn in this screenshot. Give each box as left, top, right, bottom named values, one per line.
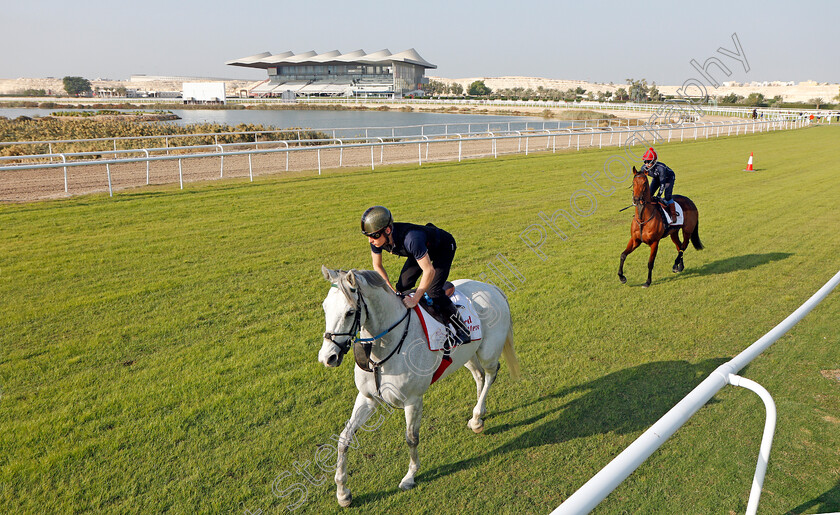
left=1, top=125, right=839, bottom=514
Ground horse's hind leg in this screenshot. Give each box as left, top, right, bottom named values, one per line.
left=465, top=357, right=485, bottom=401
left=468, top=357, right=499, bottom=433
left=670, top=232, right=685, bottom=273
left=399, top=401, right=423, bottom=490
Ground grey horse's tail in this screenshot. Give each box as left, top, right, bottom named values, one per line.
left=496, top=286, right=521, bottom=381
left=503, top=325, right=521, bottom=381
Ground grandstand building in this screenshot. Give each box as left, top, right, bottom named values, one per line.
left=225, top=49, right=436, bottom=99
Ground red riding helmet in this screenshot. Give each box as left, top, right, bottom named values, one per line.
left=642, top=148, right=657, bottom=162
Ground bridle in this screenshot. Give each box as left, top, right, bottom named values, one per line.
left=324, top=283, right=411, bottom=368
left=323, top=284, right=369, bottom=356
left=632, top=174, right=656, bottom=227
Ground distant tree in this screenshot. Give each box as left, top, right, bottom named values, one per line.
left=448, top=83, right=464, bottom=96
left=626, top=78, right=649, bottom=102
left=809, top=97, right=824, bottom=109
left=115, top=86, right=127, bottom=97
left=18, top=88, right=46, bottom=97
left=835, top=86, right=840, bottom=102
left=720, top=93, right=742, bottom=104
left=562, top=88, right=577, bottom=101
left=648, top=82, right=662, bottom=102
left=739, top=92, right=766, bottom=106
left=63, top=76, right=92, bottom=96
left=425, top=79, right=447, bottom=96
left=614, top=87, right=629, bottom=101
left=467, top=80, right=491, bottom=96
left=769, top=95, right=784, bottom=107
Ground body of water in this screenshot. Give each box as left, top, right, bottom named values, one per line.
left=0, top=107, right=561, bottom=138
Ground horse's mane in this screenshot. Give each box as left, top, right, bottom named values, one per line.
left=354, top=269, right=391, bottom=292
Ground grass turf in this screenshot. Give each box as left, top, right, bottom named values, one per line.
left=1, top=125, right=839, bottom=514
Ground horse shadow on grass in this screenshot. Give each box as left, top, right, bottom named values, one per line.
left=353, top=358, right=728, bottom=506
left=656, top=252, right=793, bottom=283
left=785, top=479, right=840, bottom=514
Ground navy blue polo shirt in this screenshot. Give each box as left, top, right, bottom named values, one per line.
left=371, top=222, right=440, bottom=261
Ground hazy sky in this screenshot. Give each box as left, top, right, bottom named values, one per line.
left=3, top=0, right=838, bottom=85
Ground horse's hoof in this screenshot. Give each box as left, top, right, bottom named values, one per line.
left=337, top=492, right=353, bottom=508
left=672, top=266, right=679, bottom=273
left=469, top=419, right=485, bottom=433
left=618, top=274, right=627, bottom=284
left=642, top=283, right=650, bottom=288
left=677, top=264, right=684, bottom=272
left=399, top=479, right=416, bottom=491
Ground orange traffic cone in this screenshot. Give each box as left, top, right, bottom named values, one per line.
left=744, top=152, right=754, bottom=171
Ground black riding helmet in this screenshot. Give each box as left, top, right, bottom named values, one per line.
left=361, top=206, right=393, bottom=237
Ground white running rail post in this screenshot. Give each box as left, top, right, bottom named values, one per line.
left=727, top=374, right=776, bottom=515
left=552, top=269, right=840, bottom=515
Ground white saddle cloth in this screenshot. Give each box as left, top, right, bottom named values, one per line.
left=413, top=288, right=482, bottom=351
left=662, top=202, right=684, bottom=225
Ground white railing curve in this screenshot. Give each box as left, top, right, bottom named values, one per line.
left=552, top=269, right=840, bottom=515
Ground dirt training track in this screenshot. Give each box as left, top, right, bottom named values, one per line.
left=0, top=118, right=789, bottom=202
left=0, top=136, right=555, bottom=202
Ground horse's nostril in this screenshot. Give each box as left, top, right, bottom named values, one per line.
left=327, top=354, right=338, bottom=367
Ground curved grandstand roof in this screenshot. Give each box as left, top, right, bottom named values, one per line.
left=226, top=48, right=436, bottom=69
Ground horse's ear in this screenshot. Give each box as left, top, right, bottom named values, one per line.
left=321, top=265, right=339, bottom=283
left=346, top=270, right=358, bottom=289
left=632, top=166, right=638, bottom=174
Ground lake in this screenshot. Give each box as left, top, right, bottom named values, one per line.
left=0, top=107, right=561, bottom=138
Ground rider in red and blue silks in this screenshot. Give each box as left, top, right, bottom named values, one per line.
left=361, top=206, right=470, bottom=346
left=642, top=148, right=678, bottom=222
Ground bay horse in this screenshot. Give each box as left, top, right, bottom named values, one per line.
left=319, top=266, right=520, bottom=507
left=618, top=167, right=704, bottom=287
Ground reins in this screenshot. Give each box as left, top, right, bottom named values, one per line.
left=633, top=174, right=659, bottom=228
left=633, top=200, right=656, bottom=227
left=325, top=283, right=412, bottom=393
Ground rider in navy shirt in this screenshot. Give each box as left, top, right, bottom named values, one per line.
left=361, top=206, right=470, bottom=346
left=642, top=147, right=678, bottom=222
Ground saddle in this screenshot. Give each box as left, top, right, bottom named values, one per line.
left=653, top=197, right=682, bottom=227
left=400, top=281, right=457, bottom=325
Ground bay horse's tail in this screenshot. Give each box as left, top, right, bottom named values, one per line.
left=676, top=195, right=704, bottom=250
left=691, top=222, right=704, bottom=250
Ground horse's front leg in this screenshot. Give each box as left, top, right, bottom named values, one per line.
left=334, top=392, right=377, bottom=507
left=644, top=239, right=660, bottom=287
left=399, top=400, right=423, bottom=490
left=619, top=237, right=641, bottom=284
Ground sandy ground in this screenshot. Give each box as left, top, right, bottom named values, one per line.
left=1, top=121, right=775, bottom=202
left=430, top=76, right=840, bottom=103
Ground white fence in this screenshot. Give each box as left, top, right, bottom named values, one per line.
left=0, top=117, right=810, bottom=201
left=553, top=269, right=840, bottom=515
left=0, top=119, right=636, bottom=157
left=8, top=95, right=837, bottom=121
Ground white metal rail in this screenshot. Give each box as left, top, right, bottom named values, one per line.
left=0, top=117, right=809, bottom=200
left=552, top=269, right=840, bottom=515
left=0, top=119, right=632, bottom=155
